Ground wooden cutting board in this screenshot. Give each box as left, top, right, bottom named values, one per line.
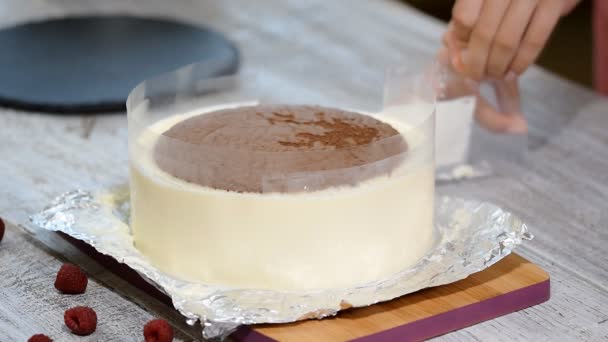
left=232, top=253, right=550, bottom=342
left=61, top=234, right=549, bottom=342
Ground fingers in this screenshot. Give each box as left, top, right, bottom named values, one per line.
left=438, top=44, right=528, bottom=134
left=451, top=0, right=483, bottom=42
left=509, top=0, right=562, bottom=75
left=474, top=77, right=527, bottom=134
left=562, top=0, right=583, bottom=14
left=486, top=0, right=538, bottom=78
left=465, top=0, right=512, bottom=81
left=474, top=96, right=527, bottom=134
left=443, top=29, right=468, bottom=74
left=439, top=67, right=479, bottom=100
left=446, top=0, right=568, bottom=79
left=492, top=73, right=521, bottom=114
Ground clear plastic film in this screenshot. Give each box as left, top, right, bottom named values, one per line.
left=126, top=62, right=436, bottom=293
left=127, top=59, right=525, bottom=186
left=434, top=52, right=528, bottom=181
left=127, top=63, right=435, bottom=194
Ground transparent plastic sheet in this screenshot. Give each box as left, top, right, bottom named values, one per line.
left=434, top=55, right=528, bottom=182
left=127, top=65, right=434, bottom=194
left=126, top=63, right=437, bottom=293
left=127, top=60, right=526, bottom=184
left=29, top=61, right=533, bottom=339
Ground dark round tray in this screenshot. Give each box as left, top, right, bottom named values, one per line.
left=0, top=16, right=239, bottom=113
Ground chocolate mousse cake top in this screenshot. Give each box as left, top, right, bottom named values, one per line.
left=155, top=105, right=407, bottom=193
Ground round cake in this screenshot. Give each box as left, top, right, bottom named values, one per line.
left=130, top=104, right=435, bottom=290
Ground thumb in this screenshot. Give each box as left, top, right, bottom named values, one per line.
left=474, top=77, right=527, bottom=134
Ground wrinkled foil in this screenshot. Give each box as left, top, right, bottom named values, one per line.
left=30, top=187, right=532, bottom=340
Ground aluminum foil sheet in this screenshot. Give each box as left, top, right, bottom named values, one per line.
left=30, top=187, right=532, bottom=340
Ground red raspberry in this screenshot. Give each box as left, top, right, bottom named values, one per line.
left=64, top=306, right=97, bottom=336
left=144, top=319, right=174, bottom=342
left=54, top=263, right=88, bottom=294
left=0, top=217, right=5, bottom=243
left=28, top=334, right=52, bottom=342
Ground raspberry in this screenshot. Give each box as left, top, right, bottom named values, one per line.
left=64, top=306, right=97, bottom=336
left=0, top=217, right=5, bottom=243
left=144, top=319, right=174, bottom=342
left=28, top=334, right=52, bottom=342
left=54, top=263, right=88, bottom=294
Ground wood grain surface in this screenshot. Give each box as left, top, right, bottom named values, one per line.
left=0, top=0, right=607, bottom=341
left=251, top=254, right=549, bottom=342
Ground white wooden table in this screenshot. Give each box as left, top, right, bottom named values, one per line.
left=1, top=1, right=607, bottom=341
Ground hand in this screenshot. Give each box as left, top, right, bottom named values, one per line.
left=444, top=0, right=581, bottom=81
left=438, top=46, right=527, bottom=134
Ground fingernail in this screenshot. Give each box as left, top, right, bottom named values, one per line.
left=452, top=50, right=468, bottom=74
left=506, top=115, right=528, bottom=134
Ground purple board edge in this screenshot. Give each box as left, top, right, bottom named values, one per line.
left=351, top=279, right=551, bottom=342
left=232, top=326, right=278, bottom=342
left=234, top=279, right=550, bottom=342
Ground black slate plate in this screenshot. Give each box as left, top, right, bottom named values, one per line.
left=0, top=16, right=239, bottom=114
